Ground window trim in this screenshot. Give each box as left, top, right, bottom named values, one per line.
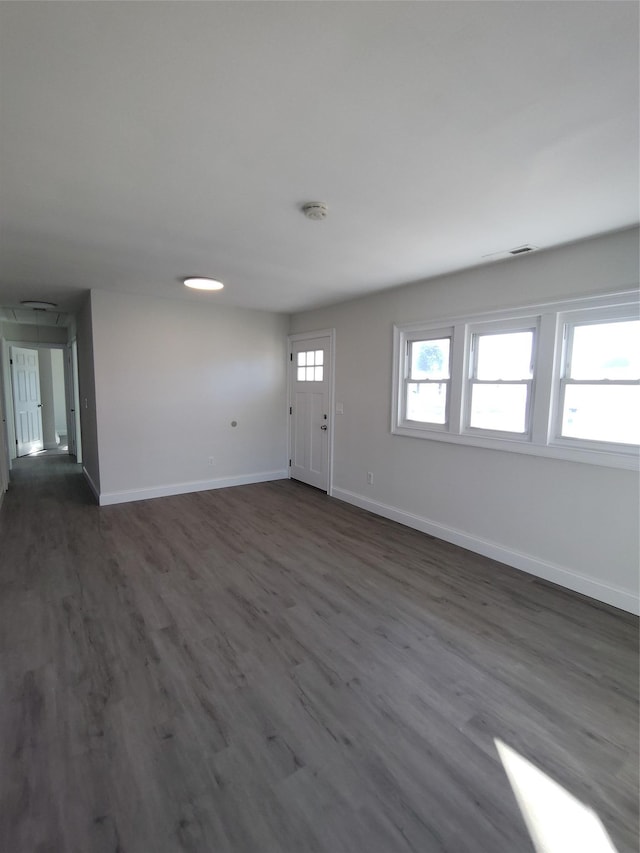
left=401, top=327, right=453, bottom=432
left=550, top=305, right=640, bottom=452
left=392, top=290, right=639, bottom=471
left=463, top=318, right=539, bottom=441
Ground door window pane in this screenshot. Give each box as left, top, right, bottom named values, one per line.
left=296, top=350, right=324, bottom=381
left=470, top=384, right=528, bottom=433
left=562, top=385, right=640, bottom=445
left=406, top=383, right=447, bottom=424
left=476, top=332, right=533, bottom=380
left=410, top=339, right=450, bottom=380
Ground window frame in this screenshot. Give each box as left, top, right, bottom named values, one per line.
left=463, top=317, right=539, bottom=441
left=392, top=291, right=639, bottom=471
left=401, top=327, right=453, bottom=432
left=550, top=304, right=640, bottom=453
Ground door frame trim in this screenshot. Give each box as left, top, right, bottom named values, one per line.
left=287, top=328, right=336, bottom=496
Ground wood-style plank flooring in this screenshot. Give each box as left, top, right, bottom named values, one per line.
left=1, top=456, right=638, bottom=852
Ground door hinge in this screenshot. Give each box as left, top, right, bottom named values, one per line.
left=9, top=359, right=13, bottom=365
left=289, top=459, right=291, bottom=467
left=289, top=406, right=292, bottom=415
left=290, top=353, right=293, bottom=361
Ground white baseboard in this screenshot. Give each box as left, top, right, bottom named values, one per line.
left=82, top=466, right=100, bottom=503
left=98, top=469, right=289, bottom=507
left=333, top=487, right=639, bottom=616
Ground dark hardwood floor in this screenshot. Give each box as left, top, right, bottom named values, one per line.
left=1, top=456, right=638, bottom=852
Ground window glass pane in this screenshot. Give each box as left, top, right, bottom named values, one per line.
left=314, top=366, right=323, bottom=381
left=569, top=321, right=640, bottom=380
left=406, top=382, right=447, bottom=424
left=297, top=367, right=306, bottom=381
left=315, top=350, right=324, bottom=366
left=297, top=352, right=306, bottom=366
left=306, top=366, right=314, bottom=381
left=476, top=332, right=533, bottom=380
left=470, top=384, right=528, bottom=433
left=561, top=385, right=640, bottom=444
left=410, top=339, right=450, bottom=380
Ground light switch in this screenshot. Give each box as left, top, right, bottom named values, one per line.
left=336, top=402, right=344, bottom=414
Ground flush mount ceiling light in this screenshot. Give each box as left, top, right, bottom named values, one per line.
left=301, top=202, right=328, bottom=221
left=183, top=277, right=224, bottom=291
left=20, top=300, right=58, bottom=309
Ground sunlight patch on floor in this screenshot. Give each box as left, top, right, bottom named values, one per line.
left=495, top=739, right=618, bottom=853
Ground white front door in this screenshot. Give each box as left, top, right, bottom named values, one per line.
left=11, top=346, right=43, bottom=457
left=289, top=334, right=332, bottom=491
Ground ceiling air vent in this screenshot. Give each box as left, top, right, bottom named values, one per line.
left=482, top=244, right=540, bottom=261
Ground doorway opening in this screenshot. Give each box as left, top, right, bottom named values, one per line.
left=2, top=343, right=81, bottom=464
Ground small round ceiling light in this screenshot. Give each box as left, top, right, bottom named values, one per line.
left=301, top=202, right=328, bottom=221
left=20, top=300, right=58, bottom=309
left=183, top=277, right=224, bottom=291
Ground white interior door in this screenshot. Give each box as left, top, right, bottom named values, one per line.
left=11, top=346, right=43, bottom=456
left=289, top=335, right=332, bottom=491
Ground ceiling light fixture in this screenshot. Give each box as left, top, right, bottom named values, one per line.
left=20, top=300, right=58, bottom=309
left=183, top=277, right=224, bottom=291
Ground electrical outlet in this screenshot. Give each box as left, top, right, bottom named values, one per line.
left=208, top=456, right=215, bottom=466
left=367, top=472, right=373, bottom=485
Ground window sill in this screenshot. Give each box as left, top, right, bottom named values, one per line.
left=392, top=424, right=639, bottom=471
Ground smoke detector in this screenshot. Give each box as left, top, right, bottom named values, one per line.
left=301, top=202, right=328, bottom=221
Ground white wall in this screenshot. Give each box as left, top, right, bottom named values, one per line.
left=89, top=289, right=289, bottom=504
left=290, top=227, right=640, bottom=614
left=38, top=348, right=58, bottom=449
left=0, top=322, right=68, bottom=346
left=0, top=382, right=9, bottom=503
left=76, top=295, right=101, bottom=496
left=51, top=349, right=67, bottom=436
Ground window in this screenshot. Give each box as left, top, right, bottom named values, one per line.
left=558, top=316, right=640, bottom=447
left=297, top=350, right=323, bottom=382
left=467, top=327, right=535, bottom=435
left=392, top=291, right=639, bottom=469
left=404, top=332, right=451, bottom=427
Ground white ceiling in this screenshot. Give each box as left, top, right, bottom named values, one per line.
left=0, top=1, right=637, bottom=317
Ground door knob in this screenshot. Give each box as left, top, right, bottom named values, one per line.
left=320, top=424, right=327, bottom=430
